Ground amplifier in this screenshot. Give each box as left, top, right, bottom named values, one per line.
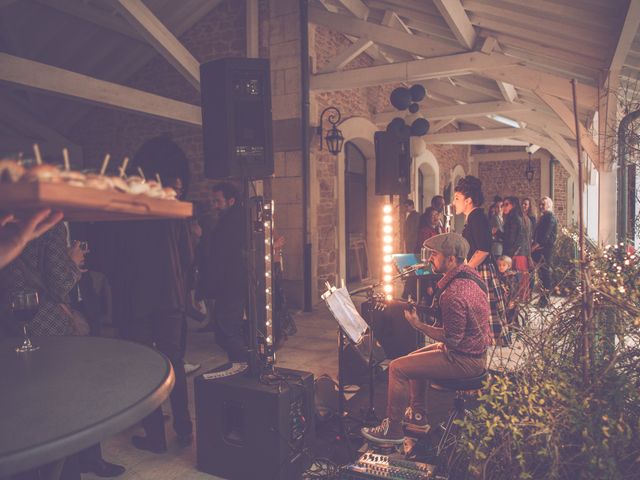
left=340, top=451, right=436, bottom=480
left=195, top=366, right=314, bottom=480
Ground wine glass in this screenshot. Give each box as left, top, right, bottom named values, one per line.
left=10, top=289, right=40, bottom=353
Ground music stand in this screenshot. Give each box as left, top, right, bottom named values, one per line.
left=322, top=285, right=372, bottom=457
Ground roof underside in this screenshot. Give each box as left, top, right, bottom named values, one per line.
left=0, top=0, right=638, bottom=175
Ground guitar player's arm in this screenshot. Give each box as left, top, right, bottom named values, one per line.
left=403, top=309, right=445, bottom=342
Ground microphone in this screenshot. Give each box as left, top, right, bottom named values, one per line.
left=402, top=262, right=429, bottom=272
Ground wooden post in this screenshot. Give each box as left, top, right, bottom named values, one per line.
left=571, top=78, right=591, bottom=387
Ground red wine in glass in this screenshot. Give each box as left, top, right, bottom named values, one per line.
left=10, top=289, right=40, bottom=353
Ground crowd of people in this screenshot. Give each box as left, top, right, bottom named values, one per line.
left=404, top=177, right=559, bottom=324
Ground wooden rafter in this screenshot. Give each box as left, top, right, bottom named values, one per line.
left=336, top=0, right=369, bottom=21
left=478, top=65, right=598, bottom=106
left=115, top=0, right=200, bottom=90
left=318, top=38, right=373, bottom=72
left=309, top=6, right=459, bottom=58
left=536, top=91, right=599, bottom=165
left=423, top=127, right=522, bottom=144
left=432, top=0, right=476, bottom=49
left=311, top=51, right=519, bottom=90
left=0, top=53, right=202, bottom=126
left=381, top=10, right=421, bottom=60
left=373, top=100, right=530, bottom=125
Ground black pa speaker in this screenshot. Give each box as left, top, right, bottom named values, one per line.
left=195, top=366, right=315, bottom=480
left=200, top=57, right=273, bottom=179
left=374, top=131, right=411, bottom=195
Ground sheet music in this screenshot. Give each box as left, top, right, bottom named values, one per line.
left=322, top=287, right=368, bottom=344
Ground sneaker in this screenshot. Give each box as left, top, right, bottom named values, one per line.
left=360, top=418, right=404, bottom=445
left=403, top=407, right=430, bottom=435
left=184, top=363, right=201, bottom=375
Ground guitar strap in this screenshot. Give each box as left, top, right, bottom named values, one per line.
left=431, top=270, right=488, bottom=320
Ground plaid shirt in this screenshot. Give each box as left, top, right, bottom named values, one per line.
left=437, top=264, right=493, bottom=355
left=0, top=223, right=81, bottom=336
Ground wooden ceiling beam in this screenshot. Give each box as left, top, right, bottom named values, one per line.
left=432, top=0, right=477, bottom=49
left=536, top=91, right=599, bottom=165
left=309, top=5, right=460, bottom=58
left=336, top=0, right=370, bottom=21
left=0, top=53, right=202, bottom=126
left=607, top=0, right=640, bottom=79
left=424, top=126, right=522, bottom=144
left=115, top=0, right=200, bottom=90
left=318, top=38, right=374, bottom=72
left=311, top=51, right=518, bottom=90
left=374, top=99, right=530, bottom=125
left=381, top=10, right=421, bottom=60
left=478, top=65, right=598, bottom=106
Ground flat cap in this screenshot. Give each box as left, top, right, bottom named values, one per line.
left=423, top=232, right=469, bottom=260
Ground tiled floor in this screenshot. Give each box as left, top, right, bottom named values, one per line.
left=84, top=305, right=340, bottom=480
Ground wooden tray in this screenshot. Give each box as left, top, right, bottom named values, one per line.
left=0, top=182, right=192, bottom=221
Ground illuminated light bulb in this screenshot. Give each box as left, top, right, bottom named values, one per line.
left=266, top=336, right=273, bottom=344
left=266, top=272, right=271, bottom=277
left=266, top=288, right=271, bottom=294
left=266, top=321, right=271, bottom=327
left=264, top=221, right=269, bottom=227
left=383, top=235, right=393, bottom=244
left=265, top=239, right=270, bottom=244
left=383, top=245, right=392, bottom=253
left=265, top=255, right=270, bottom=261
left=383, top=265, right=392, bottom=273
left=266, top=305, right=271, bottom=310
left=383, top=215, right=392, bottom=224
left=383, top=275, right=392, bottom=282
left=383, top=225, right=392, bottom=234
left=383, top=255, right=392, bottom=263
left=386, top=294, right=393, bottom=301
left=383, top=284, right=393, bottom=293
left=383, top=204, right=392, bottom=214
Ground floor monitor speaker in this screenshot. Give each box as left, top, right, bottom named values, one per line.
left=200, top=57, right=273, bottom=179
left=195, top=366, right=314, bottom=480
left=374, top=131, right=411, bottom=195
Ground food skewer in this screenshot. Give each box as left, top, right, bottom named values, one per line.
left=100, top=154, right=111, bottom=176
left=119, top=157, right=129, bottom=178
left=62, top=148, right=70, bottom=172
left=33, top=144, right=43, bottom=165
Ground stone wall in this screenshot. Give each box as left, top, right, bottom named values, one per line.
left=479, top=158, right=542, bottom=206
left=553, top=160, right=571, bottom=226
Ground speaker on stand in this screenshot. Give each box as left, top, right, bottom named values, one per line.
left=374, top=130, right=411, bottom=196
left=200, top=57, right=274, bottom=179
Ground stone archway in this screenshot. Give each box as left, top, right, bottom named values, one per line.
left=413, top=149, right=440, bottom=213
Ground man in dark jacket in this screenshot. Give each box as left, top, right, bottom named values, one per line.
left=532, top=197, right=558, bottom=307
left=197, top=182, right=248, bottom=362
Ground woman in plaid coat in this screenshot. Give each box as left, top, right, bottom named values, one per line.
left=453, top=176, right=508, bottom=344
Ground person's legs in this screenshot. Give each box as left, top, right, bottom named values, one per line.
left=213, top=298, right=248, bottom=362
left=512, top=255, right=530, bottom=302
left=122, top=315, right=167, bottom=451
left=154, top=309, right=193, bottom=443
left=538, top=249, right=553, bottom=306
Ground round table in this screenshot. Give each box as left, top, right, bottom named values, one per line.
left=0, top=336, right=174, bottom=477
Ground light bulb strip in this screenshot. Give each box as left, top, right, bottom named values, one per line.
left=263, top=201, right=275, bottom=357
left=382, top=203, right=394, bottom=301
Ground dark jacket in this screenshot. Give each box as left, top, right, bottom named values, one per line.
left=119, top=219, right=192, bottom=320
left=501, top=212, right=530, bottom=257
left=197, top=204, right=246, bottom=301
left=534, top=211, right=558, bottom=249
